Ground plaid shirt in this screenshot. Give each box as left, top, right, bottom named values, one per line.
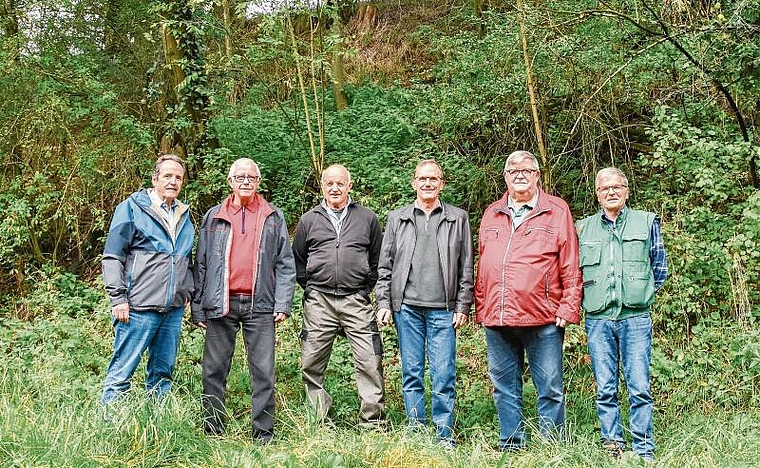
left=648, top=217, right=668, bottom=290
left=602, top=208, right=668, bottom=291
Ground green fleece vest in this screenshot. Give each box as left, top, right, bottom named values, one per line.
left=576, top=209, right=655, bottom=320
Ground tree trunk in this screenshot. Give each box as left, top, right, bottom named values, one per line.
left=332, top=47, right=348, bottom=110
left=1, top=0, right=20, bottom=61
left=157, top=1, right=212, bottom=170
left=517, top=0, right=550, bottom=189
left=353, top=4, right=378, bottom=34
left=222, top=0, right=233, bottom=58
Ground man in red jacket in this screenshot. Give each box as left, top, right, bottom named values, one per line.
left=475, top=150, right=582, bottom=451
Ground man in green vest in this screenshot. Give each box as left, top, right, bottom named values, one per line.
left=577, top=167, right=668, bottom=462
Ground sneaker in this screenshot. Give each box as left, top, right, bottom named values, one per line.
left=603, top=441, right=625, bottom=459
left=437, top=437, right=456, bottom=450
left=359, top=419, right=387, bottom=431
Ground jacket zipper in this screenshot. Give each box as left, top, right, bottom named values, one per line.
left=499, top=207, right=549, bottom=326
left=437, top=213, right=452, bottom=313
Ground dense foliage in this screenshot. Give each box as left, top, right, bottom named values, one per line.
left=1, top=0, right=759, bottom=465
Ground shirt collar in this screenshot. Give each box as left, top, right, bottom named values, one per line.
left=508, top=191, right=538, bottom=212
left=413, top=199, right=442, bottom=213
left=225, top=193, right=260, bottom=215
left=148, top=188, right=178, bottom=213
left=601, top=205, right=627, bottom=224
left=321, top=197, right=352, bottom=213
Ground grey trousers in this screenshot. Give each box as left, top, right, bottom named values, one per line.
left=300, top=290, right=385, bottom=422
left=201, top=295, right=276, bottom=441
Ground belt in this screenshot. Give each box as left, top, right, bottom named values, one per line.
left=230, top=293, right=252, bottom=300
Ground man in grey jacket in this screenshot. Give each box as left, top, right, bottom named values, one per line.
left=192, top=158, right=296, bottom=444
left=292, top=164, right=385, bottom=425
left=376, top=159, right=474, bottom=447
left=101, top=154, right=195, bottom=404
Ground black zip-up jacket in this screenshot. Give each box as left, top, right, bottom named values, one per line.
left=292, top=201, right=382, bottom=299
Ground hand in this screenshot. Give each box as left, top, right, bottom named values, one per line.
left=376, top=308, right=392, bottom=327
left=274, top=312, right=288, bottom=323
left=196, top=321, right=207, bottom=329
left=555, top=316, right=568, bottom=328
left=112, top=303, right=130, bottom=323
left=452, top=312, right=468, bottom=329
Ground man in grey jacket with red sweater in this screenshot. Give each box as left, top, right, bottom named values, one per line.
left=192, top=158, right=296, bottom=444
left=292, top=164, right=385, bottom=425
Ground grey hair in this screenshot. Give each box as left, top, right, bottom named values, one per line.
left=595, top=167, right=628, bottom=188
left=228, top=158, right=261, bottom=178
left=414, top=159, right=444, bottom=179
left=152, top=154, right=187, bottom=177
left=321, top=164, right=352, bottom=184
left=504, top=150, right=540, bottom=171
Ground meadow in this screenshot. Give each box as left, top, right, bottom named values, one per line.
left=1, top=272, right=758, bottom=467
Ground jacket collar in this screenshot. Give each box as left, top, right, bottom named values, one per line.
left=214, top=193, right=273, bottom=223
left=398, top=200, right=456, bottom=222
left=312, top=199, right=356, bottom=214
left=494, top=189, right=551, bottom=216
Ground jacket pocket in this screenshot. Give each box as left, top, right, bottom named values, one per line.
left=127, top=251, right=169, bottom=309
left=579, top=241, right=601, bottom=267
left=524, top=226, right=557, bottom=247
left=481, top=227, right=500, bottom=242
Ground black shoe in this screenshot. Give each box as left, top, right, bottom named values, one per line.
left=253, top=429, right=273, bottom=445
left=203, top=421, right=224, bottom=436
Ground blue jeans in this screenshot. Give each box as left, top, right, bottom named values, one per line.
left=586, top=315, right=655, bottom=458
left=485, top=325, right=565, bottom=450
left=102, top=306, right=184, bottom=404
left=394, top=305, right=456, bottom=441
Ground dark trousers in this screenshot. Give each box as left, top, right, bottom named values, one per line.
left=201, top=295, right=276, bottom=441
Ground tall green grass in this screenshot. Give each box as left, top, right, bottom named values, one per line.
left=1, top=275, right=759, bottom=467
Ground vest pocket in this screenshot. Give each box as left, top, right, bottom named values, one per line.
left=622, top=268, right=655, bottom=308
left=579, top=242, right=605, bottom=313
left=622, top=230, right=649, bottom=261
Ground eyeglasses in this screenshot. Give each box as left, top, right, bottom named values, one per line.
left=596, top=185, right=627, bottom=194
left=505, top=168, right=538, bottom=177
left=232, top=175, right=261, bottom=183
left=415, top=176, right=442, bottom=185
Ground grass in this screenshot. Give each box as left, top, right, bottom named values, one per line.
left=1, top=296, right=759, bottom=467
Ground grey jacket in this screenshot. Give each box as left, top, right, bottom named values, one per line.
left=191, top=195, right=296, bottom=323
left=376, top=202, right=474, bottom=315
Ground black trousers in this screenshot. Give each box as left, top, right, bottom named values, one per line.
left=201, top=295, right=276, bottom=440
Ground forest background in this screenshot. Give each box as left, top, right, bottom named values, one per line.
left=1, top=0, right=760, bottom=466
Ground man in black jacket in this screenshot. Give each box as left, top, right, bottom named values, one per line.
left=292, top=164, right=384, bottom=425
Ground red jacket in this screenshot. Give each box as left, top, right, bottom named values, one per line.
left=475, top=190, right=582, bottom=327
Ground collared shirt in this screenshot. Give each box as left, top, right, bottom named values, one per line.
left=148, top=188, right=180, bottom=241
left=601, top=207, right=668, bottom=290
left=321, top=197, right=351, bottom=236
left=508, top=191, right=539, bottom=231
left=413, top=199, right=442, bottom=228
